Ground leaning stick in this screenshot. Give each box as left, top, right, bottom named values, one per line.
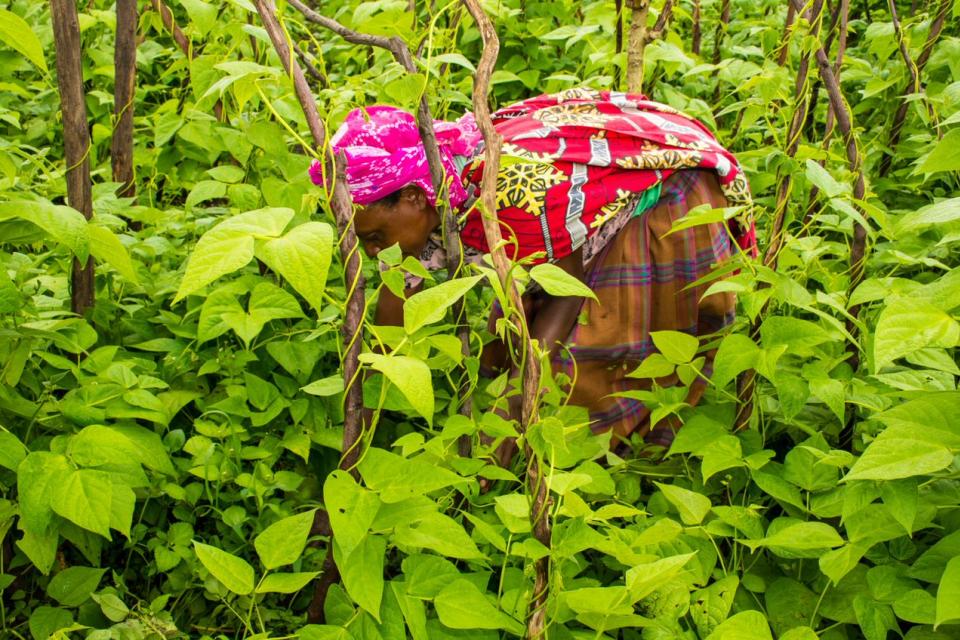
left=252, top=0, right=365, bottom=623
left=460, top=2, right=550, bottom=637
left=148, top=0, right=223, bottom=120
left=789, top=0, right=869, bottom=338
left=289, top=0, right=473, bottom=431
left=734, top=0, right=824, bottom=430
left=878, top=0, right=950, bottom=176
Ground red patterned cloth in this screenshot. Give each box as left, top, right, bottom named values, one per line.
left=458, top=89, right=755, bottom=263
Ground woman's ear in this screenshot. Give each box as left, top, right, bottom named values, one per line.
left=400, top=184, right=428, bottom=208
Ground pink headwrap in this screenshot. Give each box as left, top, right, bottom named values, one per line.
left=309, top=106, right=482, bottom=208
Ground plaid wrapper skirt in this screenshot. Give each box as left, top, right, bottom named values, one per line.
left=549, top=169, right=736, bottom=442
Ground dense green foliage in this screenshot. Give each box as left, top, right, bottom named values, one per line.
left=1, top=0, right=960, bottom=638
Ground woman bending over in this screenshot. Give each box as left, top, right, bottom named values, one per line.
left=313, top=88, right=755, bottom=449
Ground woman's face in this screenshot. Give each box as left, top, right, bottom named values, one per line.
left=354, top=185, right=437, bottom=259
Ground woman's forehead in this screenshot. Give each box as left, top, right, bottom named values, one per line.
left=354, top=204, right=387, bottom=234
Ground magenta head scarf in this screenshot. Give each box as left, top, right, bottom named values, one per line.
left=309, top=106, right=481, bottom=208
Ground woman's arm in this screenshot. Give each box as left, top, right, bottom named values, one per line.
left=373, top=280, right=423, bottom=327
left=527, top=249, right=587, bottom=358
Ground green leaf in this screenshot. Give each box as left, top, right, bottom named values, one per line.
left=334, top=534, right=385, bottom=620
left=655, top=482, right=711, bottom=525
left=873, top=299, right=960, bottom=371
left=393, top=511, right=484, bottom=560
left=221, top=281, right=304, bottom=345
left=256, top=222, right=335, bottom=313
left=626, top=554, right=696, bottom=601
left=0, top=430, right=26, bottom=471
left=529, top=263, right=598, bottom=300
left=845, top=438, right=954, bottom=481
left=50, top=469, right=114, bottom=538
left=254, top=510, right=316, bottom=570
left=359, top=353, right=434, bottom=424
left=193, top=541, right=255, bottom=595
left=743, top=521, right=844, bottom=552
left=402, top=554, right=460, bottom=598
left=46, top=566, right=105, bottom=607
left=17, top=527, right=58, bottom=575
left=880, top=478, right=918, bottom=534
left=690, top=575, right=739, bottom=637
left=919, top=129, right=960, bottom=175
left=256, top=571, right=320, bottom=594
left=298, top=625, right=351, bottom=640
left=28, top=606, right=73, bottom=640
left=627, top=353, right=676, bottom=379
left=93, top=593, right=129, bottom=622
left=935, top=556, right=960, bottom=628
left=87, top=224, right=139, bottom=284
left=186, top=180, right=227, bottom=210
left=760, top=316, right=831, bottom=352
left=431, top=53, right=476, bottom=72
left=895, top=197, right=960, bottom=235
left=434, top=579, right=523, bottom=634
left=207, top=165, right=246, bottom=183
left=651, top=331, right=699, bottom=365
left=0, top=270, right=21, bottom=314
left=711, top=333, right=760, bottom=388
left=854, top=596, right=897, bottom=640
left=174, top=208, right=294, bottom=303
left=706, top=610, right=773, bottom=640
left=403, top=275, right=483, bottom=333
left=894, top=589, right=936, bottom=624
left=0, top=201, right=89, bottom=261
left=805, top=159, right=847, bottom=198
left=0, top=9, right=48, bottom=71
left=324, top=470, right=381, bottom=557
left=358, top=448, right=467, bottom=503
left=179, top=0, right=218, bottom=37
left=301, top=375, right=345, bottom=397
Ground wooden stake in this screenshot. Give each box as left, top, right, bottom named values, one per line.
left=626, top=0, right=651, bottom=93
left=691, top=0, right=702, bottom=54
left=252, top=0, right=365, bottom=623
left=51, top=0, right=95, bottom=315
left=878, top=0, right=950, bottom=176
left=112, top=0, right=137, bottom=200
left=460, top=2, right=550, bottom=636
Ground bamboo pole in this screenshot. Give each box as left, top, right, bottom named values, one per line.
left=51, top=0, right=95, bottom=315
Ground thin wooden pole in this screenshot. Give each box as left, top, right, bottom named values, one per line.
left=252, top=0, right=365, bottom=623
left=149, top=0, right=223, bottom=120
left=691, top=0, right=701, bottom=54
left=112, top=0, right=137, bottom=201
left=878, top=0, right=950, bottom=176
left=734, top=0, right=825, bottom=431
left=289, top=0, right=473, bottom=441
left=51, top=0, right=95, bottom=315
left=626, top=0, right=651, bottom=93
left=460, top=2, right=550, bottom=637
